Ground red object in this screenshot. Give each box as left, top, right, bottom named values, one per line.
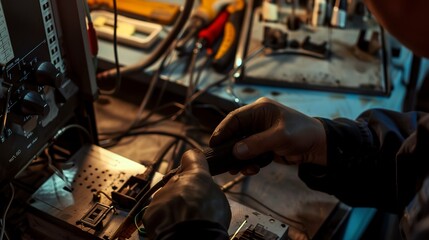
left=87, top=21, right=99, bottom=56
left=198, top=10, right=229, bottom=48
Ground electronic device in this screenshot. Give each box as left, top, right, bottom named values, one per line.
left=0, top=0, right=97, bottom=189
left=27, top=144, right=289, bottom=240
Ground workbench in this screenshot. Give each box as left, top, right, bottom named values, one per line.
left=92, top=1, right=417, bottom=239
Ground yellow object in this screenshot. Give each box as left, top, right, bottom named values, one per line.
left=93, top=16, right=136, bottom=36
left=87, top=0, right=180, bottom=25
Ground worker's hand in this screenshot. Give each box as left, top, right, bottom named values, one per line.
left=210, top=97, right=327, bottom=175
left=142, top=150, right=231, bottom=239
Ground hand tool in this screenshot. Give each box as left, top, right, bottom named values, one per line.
left=204, top=138, right=274, bottom=175
left=175, top=0, right=236, bottom=52
left=212, top=0, right=246, bottom=72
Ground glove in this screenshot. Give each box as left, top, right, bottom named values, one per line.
left=142, top=150, right=231, bottom=240
left=209, top=97, right=327, bottom=175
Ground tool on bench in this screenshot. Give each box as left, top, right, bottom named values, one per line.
left=212, top=0, right=246, bottom=72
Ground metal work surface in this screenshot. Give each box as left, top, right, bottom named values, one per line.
left=28, top=144, right=154, bottom=239
left=92, top=94, right=348, bottom=239
left=28, top=143, right=291, bottom=239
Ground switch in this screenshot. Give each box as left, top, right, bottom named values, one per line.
left=35, top=61, right=64, bottom=88
left=20, top=90, right=50, bottom=117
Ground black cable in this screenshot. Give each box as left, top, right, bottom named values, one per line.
left=99, top=0, right=121, bottom=95
left=110, top=130, right=203, bottom=151
left=165, top=140, right=182, bottom=172
left=192, top=51, right=213, bottom=94
left=99, top=46, right=265, bottom=148
left=151, top=138, right=180, bottom=174
left=98, top=46, right=176, bottom=147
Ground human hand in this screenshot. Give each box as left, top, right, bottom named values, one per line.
left=142, top=150, right=231, bottom=239
left=209, top=97, right=327, bottom=175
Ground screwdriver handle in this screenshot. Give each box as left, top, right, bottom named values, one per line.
left=204, top=139, right=273, bottom=176
left=212, top=0, right=246, bottom=72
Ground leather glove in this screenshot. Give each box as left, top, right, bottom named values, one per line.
left=209, top=97, right=327, bottom=175
left=142, top=150, right=231, bottom=240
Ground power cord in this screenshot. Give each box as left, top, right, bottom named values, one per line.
left=0, top=183, right=14, bottom=240
left=98, top=0, right=121, bottom=95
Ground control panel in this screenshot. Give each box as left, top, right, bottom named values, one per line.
left=0, top=0, right=97, bottom=189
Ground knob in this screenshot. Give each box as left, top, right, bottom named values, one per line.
left=35, top=61, right=64, bottom=88
left=20, top=90, right=50, bottom=117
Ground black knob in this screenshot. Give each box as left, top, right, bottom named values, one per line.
left=20, top=90, right=50, bottom=117
left=35, top=61, right=64, bottom=88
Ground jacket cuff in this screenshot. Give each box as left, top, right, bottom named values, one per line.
left=298, top=117, right=374, bottom=193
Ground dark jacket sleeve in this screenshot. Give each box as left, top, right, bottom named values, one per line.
left=298, top=108, right=429, bottom=213
left=155, top=220, right=229, bottom=240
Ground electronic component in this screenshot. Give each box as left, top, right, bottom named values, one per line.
left=228, top=200, right=288, bottom=239
left=0, top=0, right=97, bottom=189
left=28, top=144, right=288, bottom=240
left=27, top=144, right=155, bottom=239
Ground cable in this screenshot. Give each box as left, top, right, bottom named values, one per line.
left=112, top=130, right=202, bottom=151
left=0, top=183, right=14, bottom=240
left=44, top=148, right=72, bottom=191
left=99, top=46, right=264, bottom=148
left=52, top=124, right=92, bottom=143
left=99, top=0, right=121, bottom=95
left=166, top=46, right=266, bottom=122
left=151, top=138, right=180, bottom=174
left=99, top=45, right=176, bottom=147
left=97, top=0, right=195, bottom=79
left=134, top=206, right=149, bottom=234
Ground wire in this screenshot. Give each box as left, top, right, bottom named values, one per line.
left=152, top=138, right=180, bottom=174
left=0, top=183, right=15, bottom=240
left=99, top=0, right=121, bottom=95
left=188, top=46, right=266, bottom=105
left=115, top=130, right=202, bottom=151
left=52, top=124, right=92, bottom=143
left=134, top=206, right=149, bottom=234
left=99, top=46, right=265, bottom=148
left=96, top=190, right=113, bottom=202
left=99, top=45, right=176, bottom=147
left=44, top=148, right=72, bottom=191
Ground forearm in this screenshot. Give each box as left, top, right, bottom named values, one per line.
left=299, top=109, right=427, bottom=213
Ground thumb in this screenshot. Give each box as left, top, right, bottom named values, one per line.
left=180, top=149, right=210, bottom=173
left=233, top=128, right=277, bottom=160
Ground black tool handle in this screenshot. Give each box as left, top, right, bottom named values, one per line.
left=204, top=139, right=274, bottom=176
